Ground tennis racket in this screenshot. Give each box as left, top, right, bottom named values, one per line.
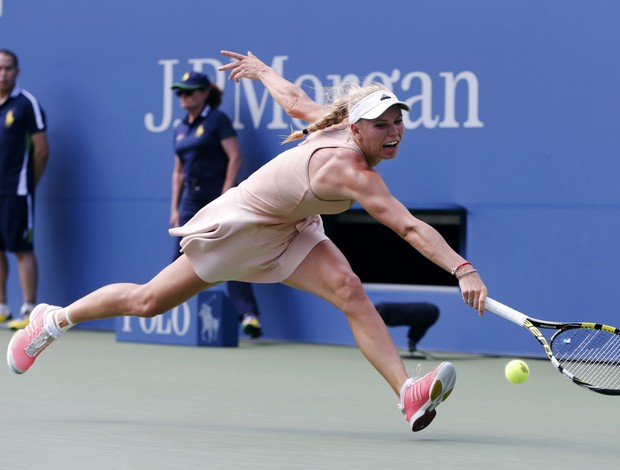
left=485, top=297, right=620, bottom=395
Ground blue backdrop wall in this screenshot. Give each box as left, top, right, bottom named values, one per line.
left=1, top=0, right=619, bottom=356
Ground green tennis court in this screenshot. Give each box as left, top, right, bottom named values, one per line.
left=1, top=329, right=616, bottom=469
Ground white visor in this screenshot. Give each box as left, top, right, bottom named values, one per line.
left=348, top=90, right=410, bottom=124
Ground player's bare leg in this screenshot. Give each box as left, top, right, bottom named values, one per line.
left=7, top=255, right=213, bottom=374
left=283, top=240, right=409, bottom=394
left=62, top=254, right=211, bottom=324
left=283, top=240, right=455, bottom=431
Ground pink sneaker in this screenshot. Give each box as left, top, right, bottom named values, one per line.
left=398, top=361, right=456, bottom=432
left=7, top=303, right=60, bottom=374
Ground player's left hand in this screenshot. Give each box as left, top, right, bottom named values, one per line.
left=219, top=50, right=268, bottom=82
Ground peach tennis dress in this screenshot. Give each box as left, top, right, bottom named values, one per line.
left=169, top=125, right=359, bottom=284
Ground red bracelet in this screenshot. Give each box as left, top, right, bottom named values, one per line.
left=451, top=262, right=471, bottom=276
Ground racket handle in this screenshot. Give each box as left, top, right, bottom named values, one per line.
left=485, top=297, right=528, bottom=327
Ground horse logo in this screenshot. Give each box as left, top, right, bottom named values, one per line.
left=198, top=295, right=220, bottom=343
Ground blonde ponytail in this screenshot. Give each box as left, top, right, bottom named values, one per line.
left=282, top=83, right=389, bottom=144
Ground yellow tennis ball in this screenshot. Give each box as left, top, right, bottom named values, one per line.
left=504, top=359, right=529, bottom=384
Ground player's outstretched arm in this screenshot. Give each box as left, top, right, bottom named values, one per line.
left=339, top=158, right=488, bottom=314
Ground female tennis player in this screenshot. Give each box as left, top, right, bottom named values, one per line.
left=7, top=50, right=488, bottom=433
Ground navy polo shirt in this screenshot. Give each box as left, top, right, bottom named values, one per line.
left=0, top=85, right=47, bottom=196
left=174, top=105, right=237, bottom=202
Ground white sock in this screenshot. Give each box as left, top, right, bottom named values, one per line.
left=44, top=307, right=75, bottom=337
left=61, top=307, right=75, bottom=332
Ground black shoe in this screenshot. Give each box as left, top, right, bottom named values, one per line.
left=241, top=313, right=263, bottom=339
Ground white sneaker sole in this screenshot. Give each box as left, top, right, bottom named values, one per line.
left=7, top=329, right=25, bottom=374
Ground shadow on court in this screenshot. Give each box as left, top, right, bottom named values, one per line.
left=0, top=330, right=616, bottom=469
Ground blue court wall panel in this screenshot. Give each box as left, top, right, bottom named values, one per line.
left=0, top=1, right=619, bottom=354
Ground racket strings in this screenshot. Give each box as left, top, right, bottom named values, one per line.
left=570, top=332, right=619, bottom=387
left=551, top=328, right=620, bottom=390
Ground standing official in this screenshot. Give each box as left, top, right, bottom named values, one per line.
left=0, top=49, right=49, bottom=329
left=170, top=71, right=263, bottom=338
